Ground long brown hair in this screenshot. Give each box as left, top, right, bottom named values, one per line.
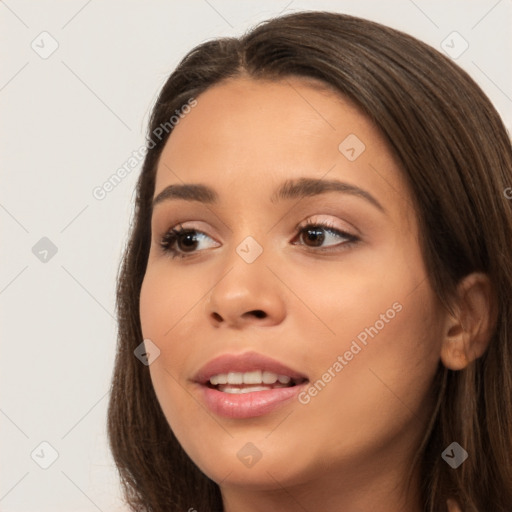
left=107, top=11, right=512, bottom=511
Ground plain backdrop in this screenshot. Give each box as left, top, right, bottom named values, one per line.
left=1, top=1, right=511, bottom=510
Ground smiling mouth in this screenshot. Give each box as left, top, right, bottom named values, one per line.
left=206, top=370, right=308, bottom=394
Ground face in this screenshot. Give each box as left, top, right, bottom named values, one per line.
left=139, top=77, right=445, bottom=496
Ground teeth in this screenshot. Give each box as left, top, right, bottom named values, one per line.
left=218, top=383, right=291, bottom=393
left=243, top=370, right=262, bottom=384
left=220, top=385, right=275, bottom=394
left=262, top=371, right=278, bottom=384
left=210, top=374, right=227, bottom=385
left=227, top=372, right=243, bottom=385
left=209, top=371, right=293, bottom=386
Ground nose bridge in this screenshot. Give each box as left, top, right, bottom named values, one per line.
left=205, top=231, right=287, bottom=327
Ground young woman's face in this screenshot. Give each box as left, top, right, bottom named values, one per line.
left=139, top=77, right=445, bottom=500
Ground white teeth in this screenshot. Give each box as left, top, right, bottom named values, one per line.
left=209, top=370, right=293, bottom=386
left=210, top=374, right=226, bottom=385
left=243, top=370, right=262, bottom=384
left=262, top=371, right=278, bottom=384
left=220, top=385, right=274, bottom=394
left=227, top=372, right=243, bottom=385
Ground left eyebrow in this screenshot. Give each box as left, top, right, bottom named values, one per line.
left=269, top=177, right=385, bottom=212
left=152, top=177, right=385, bottom=214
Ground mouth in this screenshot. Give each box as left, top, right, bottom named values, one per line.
left=193, top=351, right=309, bottom=418
left=206, top=370, right=308, bottom=394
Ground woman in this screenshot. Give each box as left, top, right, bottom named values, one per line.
left=107, top=11, right=512, bottom=511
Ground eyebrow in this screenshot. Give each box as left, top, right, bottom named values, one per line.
left=152, top=177, right=385, bottom=213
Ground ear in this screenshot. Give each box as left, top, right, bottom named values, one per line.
left=440, top=272, right=497, bottom=371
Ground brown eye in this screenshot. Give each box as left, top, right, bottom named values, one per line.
left=295, top=222, right=358, bottom=250
left=160, top=226, right=218, bottom=259
left=300, top=226, right=326, bottom=247
left=175, top=231, right=200, bottom=252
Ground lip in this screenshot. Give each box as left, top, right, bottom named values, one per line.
left=198, top=383, right=309, bottom=418
left=192, top=351, right=309, bottom=419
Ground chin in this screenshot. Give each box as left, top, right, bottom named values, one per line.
left=189, top=445, right=314, bottom=490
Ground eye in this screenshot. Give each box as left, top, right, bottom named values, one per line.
left=292, top=218, right=359, bottom=251
left=159, top=224, right=219, bottom=259
left=158, top=218, right=359, bottom=259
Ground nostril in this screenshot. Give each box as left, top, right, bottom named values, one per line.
left=210, top=310, right=267, bottom=322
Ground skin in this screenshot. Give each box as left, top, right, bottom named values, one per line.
left=139, top=76, right=493, bottom=512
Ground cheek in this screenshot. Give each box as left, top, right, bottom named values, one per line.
left=300, top=277, right=442, bottom=451
left=290, top=248, right=442, bottom=438
left=139, top=262, right=201, bottom=340
left=139, top=266, right=207, bottom=422
left=306, top=233, right=440, bottom=375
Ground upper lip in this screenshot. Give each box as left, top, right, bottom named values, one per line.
left=193, top=351, right=309, bottom=385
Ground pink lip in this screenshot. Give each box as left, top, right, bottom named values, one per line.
left=192, top=351, right=309, bottom=419
left=198, top=383, right=308, bottom=418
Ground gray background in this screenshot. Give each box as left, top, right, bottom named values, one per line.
left=1, top=1, right=511, bottom=510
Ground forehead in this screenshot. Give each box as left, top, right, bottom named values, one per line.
left=160, top=76, right=372, bottom=158
left=153, top=76, right=413, bottom=225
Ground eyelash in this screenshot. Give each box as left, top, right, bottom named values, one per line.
left=158, top=219, right=360, bottom=260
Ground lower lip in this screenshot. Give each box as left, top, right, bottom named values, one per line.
left=198, top=383, right=308, bottom=419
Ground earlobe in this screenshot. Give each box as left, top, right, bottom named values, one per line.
left=440, top=272, right=496, bottom=371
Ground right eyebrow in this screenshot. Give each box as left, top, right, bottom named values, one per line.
left=152, top=183, right=218, bottom=208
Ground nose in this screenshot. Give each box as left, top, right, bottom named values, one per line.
left=204, top=263, right=287, bottom=330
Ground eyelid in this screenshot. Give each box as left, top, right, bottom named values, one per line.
left=295, top=215, right=360, bottom=238
left=155, top=219, right=218, bottom=241
left=160, top=223, right=219, bottom=246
